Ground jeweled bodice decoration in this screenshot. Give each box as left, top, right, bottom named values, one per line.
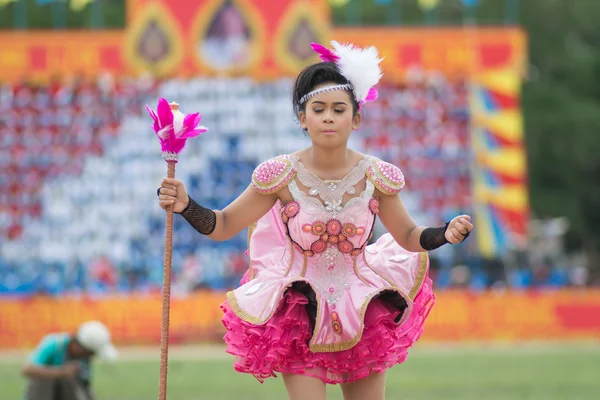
left=280, top=157, right=379, bottom=307
left=289, top=156, right=370, bottom=218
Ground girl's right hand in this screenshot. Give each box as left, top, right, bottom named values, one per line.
left=158, top=178, right=189, bottom=213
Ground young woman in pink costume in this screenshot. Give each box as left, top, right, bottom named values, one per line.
left=157, top=41, right=473, bottom=400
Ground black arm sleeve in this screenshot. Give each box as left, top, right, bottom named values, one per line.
left=419, top=223, right=449, bottom=251
left=177, top=196, right=217, bottom=235
left=419, top=222, right=470, bottom=251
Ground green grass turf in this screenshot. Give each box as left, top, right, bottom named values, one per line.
left=1, top=344, right=598, bottom=400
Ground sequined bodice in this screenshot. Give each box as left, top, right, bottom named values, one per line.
left=279, top=156, right=380, bottom=305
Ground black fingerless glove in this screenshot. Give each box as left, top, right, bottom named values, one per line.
left=177, top=196, right=217, bottom=235
left=419, top=223, right=449, bottom=251
left=419, top=222, right=471, bottom=251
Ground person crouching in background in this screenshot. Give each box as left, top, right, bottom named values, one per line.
left=22, top=321, right=118, bottom=400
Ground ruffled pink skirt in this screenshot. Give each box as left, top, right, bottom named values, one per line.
left=220, top=278, right=435, bottom=385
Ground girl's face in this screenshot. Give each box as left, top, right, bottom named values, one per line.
left=298, top=83, right=361, bottom=148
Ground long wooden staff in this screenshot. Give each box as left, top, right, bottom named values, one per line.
left=159, top=150, right=176, bottom=400
left=146, top=99, right=207, bottom=400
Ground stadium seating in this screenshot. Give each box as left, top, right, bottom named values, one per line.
left=1, top=73, right=568, bottom=295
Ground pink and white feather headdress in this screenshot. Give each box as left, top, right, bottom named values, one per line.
left=300, top=40, right=384, bottom=107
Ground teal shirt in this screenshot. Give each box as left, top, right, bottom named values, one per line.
left=29, top=333, right=70, bottom=366
left=25, top=333, right=93, bottom=400
left=28, top=333, right=91, bottom=383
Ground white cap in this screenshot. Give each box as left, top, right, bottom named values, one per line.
left=76, top=321, right=118, bottom=361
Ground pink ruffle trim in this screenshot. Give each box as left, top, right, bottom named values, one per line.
left=220, top=277, right=435, bottom=385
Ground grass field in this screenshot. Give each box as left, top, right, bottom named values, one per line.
left=1, top=344, right=598, bottom=400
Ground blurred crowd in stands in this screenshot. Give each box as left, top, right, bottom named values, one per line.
left=0, top=71, right=591, bottom=296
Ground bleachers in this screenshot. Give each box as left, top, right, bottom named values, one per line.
left=3, top=72, right=561, bottom=295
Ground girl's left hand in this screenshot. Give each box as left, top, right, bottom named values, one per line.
left=445, top=215, right=473, bottom=244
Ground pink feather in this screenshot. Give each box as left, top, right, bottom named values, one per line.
left=310, top=42, right=339, bottom=62
left=364, top=88, right=379, bottom=103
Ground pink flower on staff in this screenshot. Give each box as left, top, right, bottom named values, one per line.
left=146, top=97, right=207, bottom=160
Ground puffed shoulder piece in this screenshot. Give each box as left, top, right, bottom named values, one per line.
left=251, top=155, right=297, bottom=195
left=365, top=156, right=405, bottom=195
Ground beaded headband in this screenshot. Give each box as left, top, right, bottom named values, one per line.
left=299, top=83, right=353, bottom=105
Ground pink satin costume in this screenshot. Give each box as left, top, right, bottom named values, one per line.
left=220, top=154, right=435, bottom=384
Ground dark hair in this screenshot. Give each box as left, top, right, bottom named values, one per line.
left=292, top=62, right=358, bottom=117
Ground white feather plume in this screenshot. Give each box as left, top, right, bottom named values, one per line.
left=330, top=40, right=383, bottom=103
